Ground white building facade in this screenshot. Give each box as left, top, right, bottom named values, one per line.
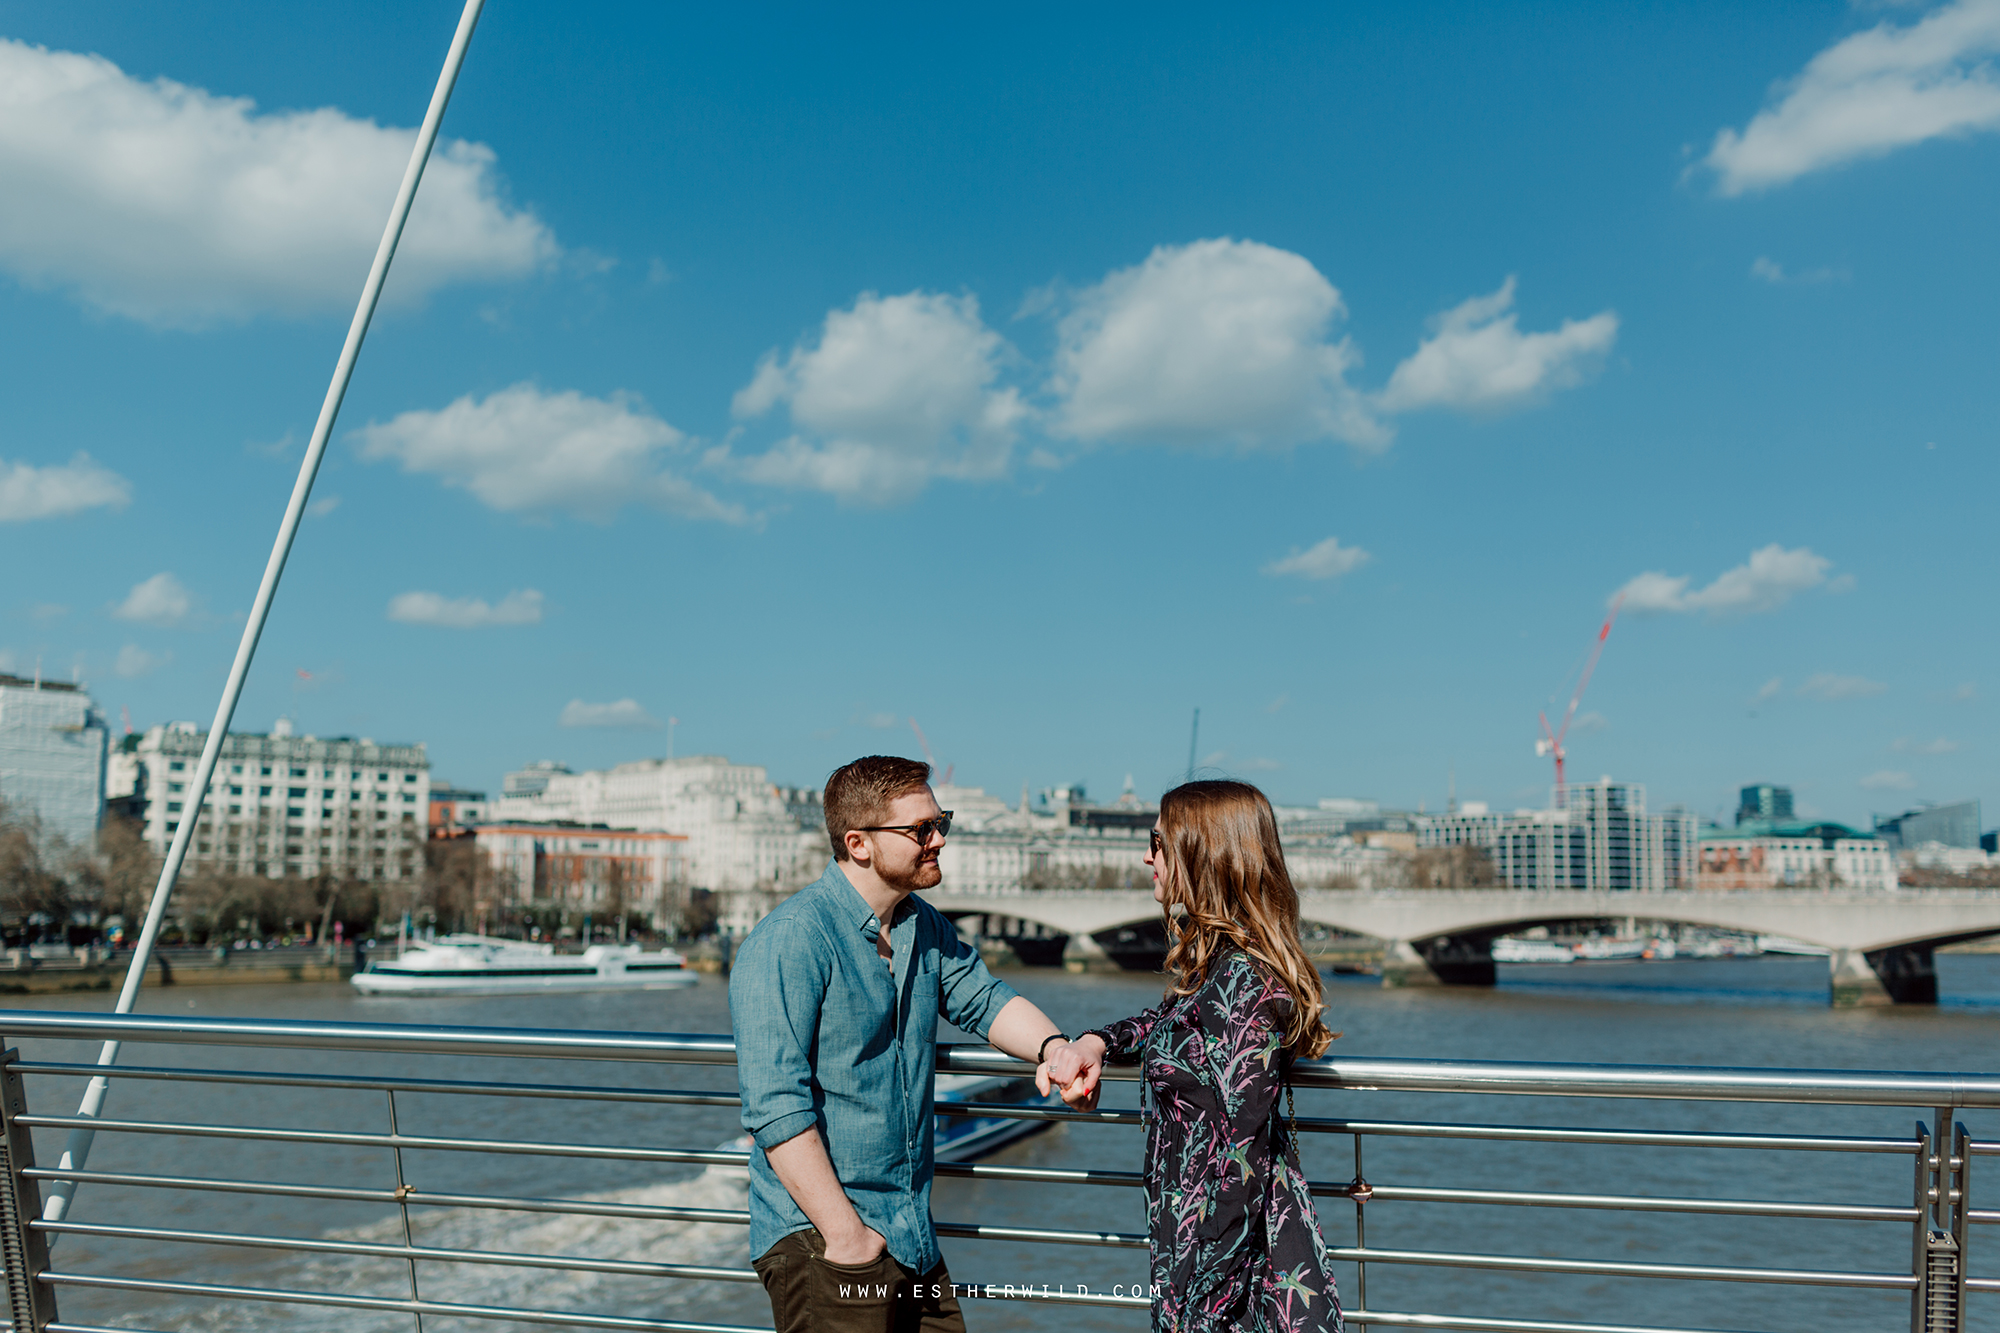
left=0, top=673, right=109, bottom=849
left=132, top=720, right=429, bottom=882
left=499, top=755, right=821, bottom=891
left=471, top=822, right=688, bottom=926
left=1698, top=828, right=1897, bottom=892
left=933, top=785, right=1394, bottom=894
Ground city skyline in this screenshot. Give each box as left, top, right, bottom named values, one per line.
left=2, top=2, right=1994, bottom=829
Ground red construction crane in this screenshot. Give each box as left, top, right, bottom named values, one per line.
left=1536, top=593, right=1623, bottom=800
left=909, top=717, right=953, bottom=786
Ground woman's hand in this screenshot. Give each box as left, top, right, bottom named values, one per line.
left=1037, top=1034, right=1106, bottom=1109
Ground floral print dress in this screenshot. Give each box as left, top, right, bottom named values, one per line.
left=1088, top=950, right=1343, bottom=1333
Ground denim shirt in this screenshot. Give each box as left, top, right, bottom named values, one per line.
left=728, top=860, right=1020, bottom=1273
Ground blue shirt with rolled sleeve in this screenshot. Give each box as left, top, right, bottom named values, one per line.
left=728, top=860, right=1020, bottom=1273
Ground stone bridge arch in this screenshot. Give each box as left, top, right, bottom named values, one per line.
left=928, top=888, right=2000, bottom=1006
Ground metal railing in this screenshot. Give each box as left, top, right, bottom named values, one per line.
left=0, top=1009, right=1992, bottom=1333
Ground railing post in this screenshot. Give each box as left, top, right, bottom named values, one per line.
left=1912, top=1109, right=1967, bottom=1333
left=0, top=1046, right=59, bottom=1331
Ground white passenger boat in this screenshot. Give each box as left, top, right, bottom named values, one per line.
left=351, top=934, right=697, bottom=996
left=1492, top=937, right=1577, bottom=965
left=1573, top=937, right=1648, bottom=962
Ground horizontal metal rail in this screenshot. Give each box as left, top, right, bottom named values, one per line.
left=22, top=1167, right=753, bottom=1224
left=40, top=1272, right=766, bottom=1331
left=1340, top=1315, right=1762, bottom=1333
left=1347, top=1183, right=1918, bottom=1222
left=1326, top=1245, right=1915, bottom=1289
left=1323, top=1117, right=1919, bottom=1153
left=36, top=1219, right=762, bottom=1282
left=8, top=1055, right=1921, bottom=1148
left=10, top=1059, right=742, bottom=1107
left=9, top=1009, right=2000, bottom=1105
left=13, top=1111, right=743, bottom=1166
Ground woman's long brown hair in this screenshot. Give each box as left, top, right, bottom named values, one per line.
left=1156, top=779, right=1335, bottom=1059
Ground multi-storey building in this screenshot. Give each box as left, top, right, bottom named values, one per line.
left=498, top=755, right=820, bottom=890
left=0, top=672, right=109, bottom=848
left=131, top=720, right=429, bottom=882
left=470, top=822, right=688, bottom=927
left=428, top=786, right=491, bottom=834
left=1874, top=800, right=1982, bottom=851
left=1698, top=822, right=1896, bottom=892
left=1737, top=784, right=1795, bottom=825
left=1432, top=780, right=1696, bottom=891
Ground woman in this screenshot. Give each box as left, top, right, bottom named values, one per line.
left=1042, top=780, right=1342, bottom=1333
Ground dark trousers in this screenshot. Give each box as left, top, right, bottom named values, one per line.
left=753, top=1228, right=966, bottom=1333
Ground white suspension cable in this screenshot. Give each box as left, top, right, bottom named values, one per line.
left=43, top=0, right=491, bottom=1227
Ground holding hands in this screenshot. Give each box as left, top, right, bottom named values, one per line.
left=1035, top=1033, right=1107, bottom=1110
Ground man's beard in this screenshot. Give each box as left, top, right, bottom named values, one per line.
left=881, top=851, right=943, bottom=894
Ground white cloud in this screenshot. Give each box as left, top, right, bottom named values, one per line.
left=1262, top=536, right=1372, bottom=581
left=307, top=494, right=340, bottom=518
left=1049, top=239, right=1385, bottom=449
left=1798, top=672, right=1888, bottom=700
left=113, top=643, right=168, bottom=678
left=1615, top=544, right=1831, bottom=616
left=0, top=38, right=558, bottom=326
left=1571, top=711, right=1609, bottom=735
left=732, top=291, right=1025, bottom=505
left=1376, top=277, right=1618, bottom=414
left=1750, top=256, right=1847, bottom=285
left=1752, top=676, right=1786, bottom=705
left=1703, top=0, right=2000, bottom=195
left=559, top=698, right=660, bottom=729
left=356, top=384, right=743, bottom=524
left=386, top=589, right=543, bottom=629
left=0, top=452, right=131, bottom=521
left=1860, top=769, right=1917, bottom=791
left=111, top=572, right=191, bottom=628
left=1892, top=736, right=1960, bottom=754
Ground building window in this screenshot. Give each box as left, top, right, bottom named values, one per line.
left=167, top=802, right=183, bottom=813
left=261, top=767, right=272, bottom=776
left=168, top=782, right=185, bottom=794
left=259, top=786, right=272, bottom=797
left=378, top=773, right=389, bottom=782
left=169, top=761, right=186, bottom=772
left=290, top=768, right=306, bottom=778
left=228, top=786, right=242, bottom=796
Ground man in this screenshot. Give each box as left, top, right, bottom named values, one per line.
left=729, top=755, right=1070, bottom=1333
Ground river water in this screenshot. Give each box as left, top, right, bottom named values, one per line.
left=8, top=954, right=2000, bottom=1333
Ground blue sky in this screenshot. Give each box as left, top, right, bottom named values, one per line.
left=2, top=0, right=1995, bottom=828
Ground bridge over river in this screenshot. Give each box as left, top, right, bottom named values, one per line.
left=926, top=887, right=2000, bottom=1007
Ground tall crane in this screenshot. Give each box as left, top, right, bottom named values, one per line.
left=1536, top=593, right=1623, bottom=801
left=909, top=717, right=953, bottom=786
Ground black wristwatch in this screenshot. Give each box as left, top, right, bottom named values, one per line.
left=1037, top=1032, right=1068, bottom=1063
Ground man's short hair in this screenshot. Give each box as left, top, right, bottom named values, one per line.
left=824, top=755, right=932, bottom=862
